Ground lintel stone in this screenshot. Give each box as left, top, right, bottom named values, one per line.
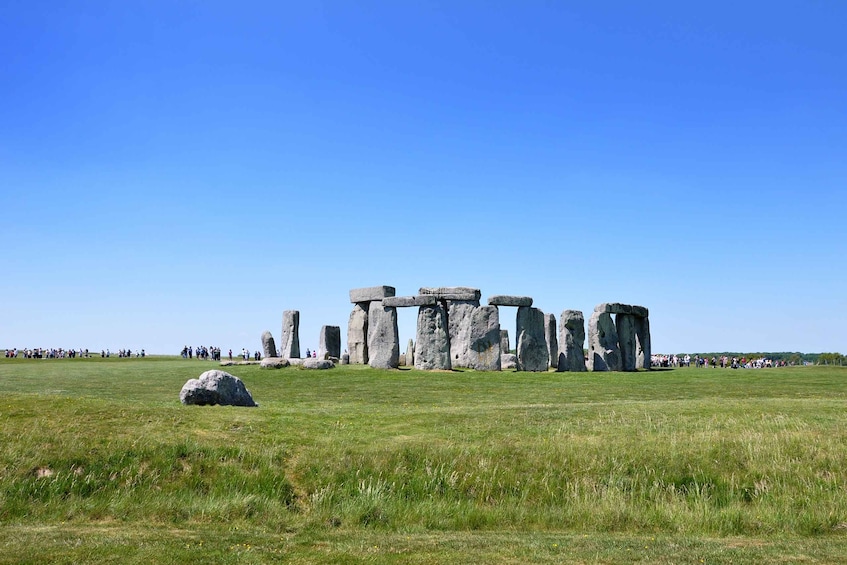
left=419, top=287, right=482, bottom=301
left=488, top=295, right=533, bottom=307
left=383, top=295, right=437, bottom=307
left=349, top=286, right=396, bottom=303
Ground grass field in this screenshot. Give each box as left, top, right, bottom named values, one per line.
left=1, top=357, right=846, bottom=563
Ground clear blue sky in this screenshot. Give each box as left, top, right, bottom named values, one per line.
left=2, top=1, right=845, bottom=355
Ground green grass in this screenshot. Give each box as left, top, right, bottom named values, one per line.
left=1, top=357, right=847, bottom=563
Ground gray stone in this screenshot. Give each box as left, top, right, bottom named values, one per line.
left=260, top=357, right=290, bottom=369
left=349, top=286, right=396, bottom=303
left=406, top=339, right=415, bottom=368
left=595, top=302, right=633, bottom=315
left=466, top=305, right=501, bottom=371
left=635, top=316, right=651, bottom=369
left=318, top=325, right=341, bottom=360
left=340, top=352, right=350, bottom=365
left=180, top=370, right=257, bottom=407
left=303, top=358, right=334, bottom=370
left=501, top=353, right=517, bottom=370
left=383, top=295, right=437, bottom=307
left=447, top=300, right=481, bottom=368
left=557, top=310, right=587, bottom=372
left=615, top=314, right=638, bottom=371
left=488, top=295, right=533, bottom=307
left=587, top=311, right=621, bottom=371
left=367, top=300, right=399, bottom=369
left=419, top=287, right=482, bottom=301
left=280, top=310, right=301, bottom=359
left=516, top=306, right=548, bottom=372
left=500, top=329, right=510, bottom=354
left=631, top=305, right=649, bottom=318
left=544, top=313, right=558, bottom=368
left=288, top=358, right=305, bottom=366
left=347, top=303, right=368, bottom=364
left=415, top=304, right=451, bottom=370
left=261, top=330, right=278, bottom=358
left=399, top=353, right=407, bottom=366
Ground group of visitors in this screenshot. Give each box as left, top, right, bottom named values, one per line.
left=651, top=354, right=787, bottom=369
left=4, top=348, right=91, bottom=359
left=180, top=346, right=222, bottom=361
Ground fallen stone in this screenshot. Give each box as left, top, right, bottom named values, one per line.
left=466, top=305, right=501, bottom=371
left=488, top=295, right=533, bottom=307
left=367, top=300, right=399, bottom=369
left=347, top=303, right=368, bottom=364
left=303, top=358, right=335, bottom=370
left=557, top=310, right=587, bottom=372
left=349, top=286, right=395, bottom=303
left=544, top=313, right=558, bottom=368
left=261, top=330, right=278, bottom=358
left=501, top=353, right=517, bottom=369
left=180, top=370, right=258, bottom=407
left=516, top=306, right=548, bottom=372
left=383, top=295, right=437, bottom=307
left=260, top=357, right=290, bottom=369
left=587, top=311, right=621, bottom=371
left=415, top=304, right=451, bottom=370
left=319, top=325, right=341, bottom=360
left=288, top=358, right=305, bottom=366
left=280, top=310, right=301, bottom=359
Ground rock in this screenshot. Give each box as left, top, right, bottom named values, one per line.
left=180, top=370, right=258, bottom=407
left=399, top=353, right=406, bottom=366
left=415, top=304, right=451, bottom=370
left=303, top=358, right=334, bottom=370
left=635, top=316, right=651, bottom=369
left=501, top=353, right=518, bottom=370
left=406, top=339, right=415, bottom=368
left=288, top=358, right=305, bottom=366
left=340, top=352, right=350, bottom=365
left=260, top=357, right=290, bottom=369
left=349, top=286, right=395, bottom=303
left=347, top=303, right=368, bottom=364
left=595, top=302, right=633, bottom=315
left=319, top=325, right=341, bottom=360
left=557, top=310, right=587, bottom=372
left=447, top=300, right=481, bottom=368
left=280, top=310, right=301, bottom=359
left=419, top=287, right=482, bottom=301
left=516, top=306, right=548, bottom=372
left=466, top=305, right=501, bottom=370
left=631, top=305, right=649, bottom=318
left=219, top=361, right=234, bottom=367
left=367, top=300, right=399, bottom=369
left=383, top=295, right=437, bottom=307
left=544, top=313, right=558, bottom=368
left=261, top=330, right=278, bottom=358
left=616, top=314, right=638, bottom=371
left=487, top=295, right=533, bottom=307
left=500, top=329, right=510, bottom=354
left=587, top=311, right=621, bottom=371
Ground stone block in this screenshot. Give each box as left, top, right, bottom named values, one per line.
left=488, top=295, right=533, bottom=307
left=415, top=303, right=451, bottom=370
left=383, top=295, right=437, bottom=307
left=280, top=310, right=301, bottom=359
left=347, top=304, right=368, bottom=364
left=516, top=306, right=548, bottom=372
left=557, top=310, right=587, bottom=372
left=349, top=286, right=396, bottom=303
left=587, top=311, right=620, bottom=371
left=544, top=313, right=558, bottom=368
left=261, top=330, right=278, bottom=358
left=615, top=313, right=638, bottom=371
left=467, top=305, right=501, bottom=371
left=319, top=325, right=341, bottom=360
left=367, top=300, right=399, bottom=369
left=419, top=287, right=482, bottom=301
left=500, top=329, right=510, bottom=354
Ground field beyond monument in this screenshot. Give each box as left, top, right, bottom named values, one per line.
left=1, top=357, right=846, bottom=563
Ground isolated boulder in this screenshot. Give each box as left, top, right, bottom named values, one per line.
left=180, top=370, right=257, bottom=407
left=260, top=357, right=290, bottom=369
left=303, top=358, right=334, bottom=370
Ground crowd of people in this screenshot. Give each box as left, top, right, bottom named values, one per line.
left=3, top=348, right=147, bottom=359
left=651, top=354, right=789, bottom=369
left=180, top=345, right=223, bottom=361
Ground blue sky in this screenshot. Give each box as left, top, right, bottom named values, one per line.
left=2, top=1, right=845, bottom=355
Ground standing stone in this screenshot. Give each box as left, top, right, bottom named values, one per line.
left=635, top=316, right=651, bottom=369
left=367, top=300, right=399, bottom=369
left=318, top=325, right=341, bottom=360
left=467, top=305, right=501, bottom=371
left=516, top=306, right=548, bottom=372
left=406, top=339, right=415, bottom=368
left=500, top=330, right=510, bottom=354
left=415, top=304, right=451, bottom=370
left=587, top=311, right=620, bottom=371
left=280, top=310, right=301, bottom=359
left=347, top=303, right=368, bottom=364
left=557, top=310, right=587, bottom=372
left=447, top=299, right=481, bottom=368
left=261, top=330, right=278, bottom=358
left=544, top=313, right=558, bottom=368
left=615, top=314, right=638, bottom=372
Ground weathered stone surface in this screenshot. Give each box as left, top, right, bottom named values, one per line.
left=631, top=305, right=649, bottom=318
left=595, top=302, right=634, bottom=315
left=303, top=358, right=334, bottom=370
left=635, top=316, right=651, bottom=369
left=260, top=357, right=290, bottom=369
left=419, top=287, right=482, bottom=301
left=180, top=370, right=258, bottom=407
left=500, top=330, right=510, bottom=354
left=516, top=306, right=548, bottom=372
left=488, top=295, right=533, bottom=307
left=415, top=304, right=451, bottom=370
left=399, top=353, right=406, bottom=366
left=349, top=286, right=396, bottom=303
left=587, top=311, right=621, bottom=371
left=447, top=300, right=480, bottom=368
left=318, top=325, right=341, bottom=360
left=557, top=310, right=587, bottom=372
left=616, top=313, right=638, bottom=372
left=544, top=313, right=558, bottom=368
left=406, top=339, right=415, bottom=368
left=383, top=295, right=437, bottom=307
left=280, top=310, right=301, bottom=359
left=261, top=330, right=278, bottom=358
left=347, top=303, right=368, bottom=364
left=501, top=353, right=517, bottom=369
left=367, top=300, right=399, bottom=369
left=288, top=358, right=305, bottom=366
left=340, top=352, right=350, bottom=365
left=467, top=305, right=501, bottom=371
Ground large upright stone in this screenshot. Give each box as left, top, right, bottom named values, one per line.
left=587, top=311, right=620, bottom=371
left=349, top=286, right=395, bottom=303
left=280, top=310, right=300, bottom=359
left=615, top=314, right=638, bottom=372
left=500, top=329, right=510, bottom=354
left=447, top=299, right=481, bottom=368
left=635, top=316, right=651, bottom=369
left=347, top=303, right=368, bottom=364
left=367, top=300, right=399, bottom=369
left=415, top=304, right=451, bottom=370
left=516, top=306, right=548, bottom=372
left=557, top=310, right=587, bottom=372
left=405, top=339, right=415, bottom=368
left=318, top=325, right=341, bottom=360
left=261, top=330, right=278, bottom=358
left=466, top=305, right=501, bottom=371
left=544, top=313, right=558, bottom=368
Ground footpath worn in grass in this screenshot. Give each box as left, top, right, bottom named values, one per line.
left=1, top=357, right=846, bottom=563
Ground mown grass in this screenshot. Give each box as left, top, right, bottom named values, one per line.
left=1, top=357, right=846, bottom=563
